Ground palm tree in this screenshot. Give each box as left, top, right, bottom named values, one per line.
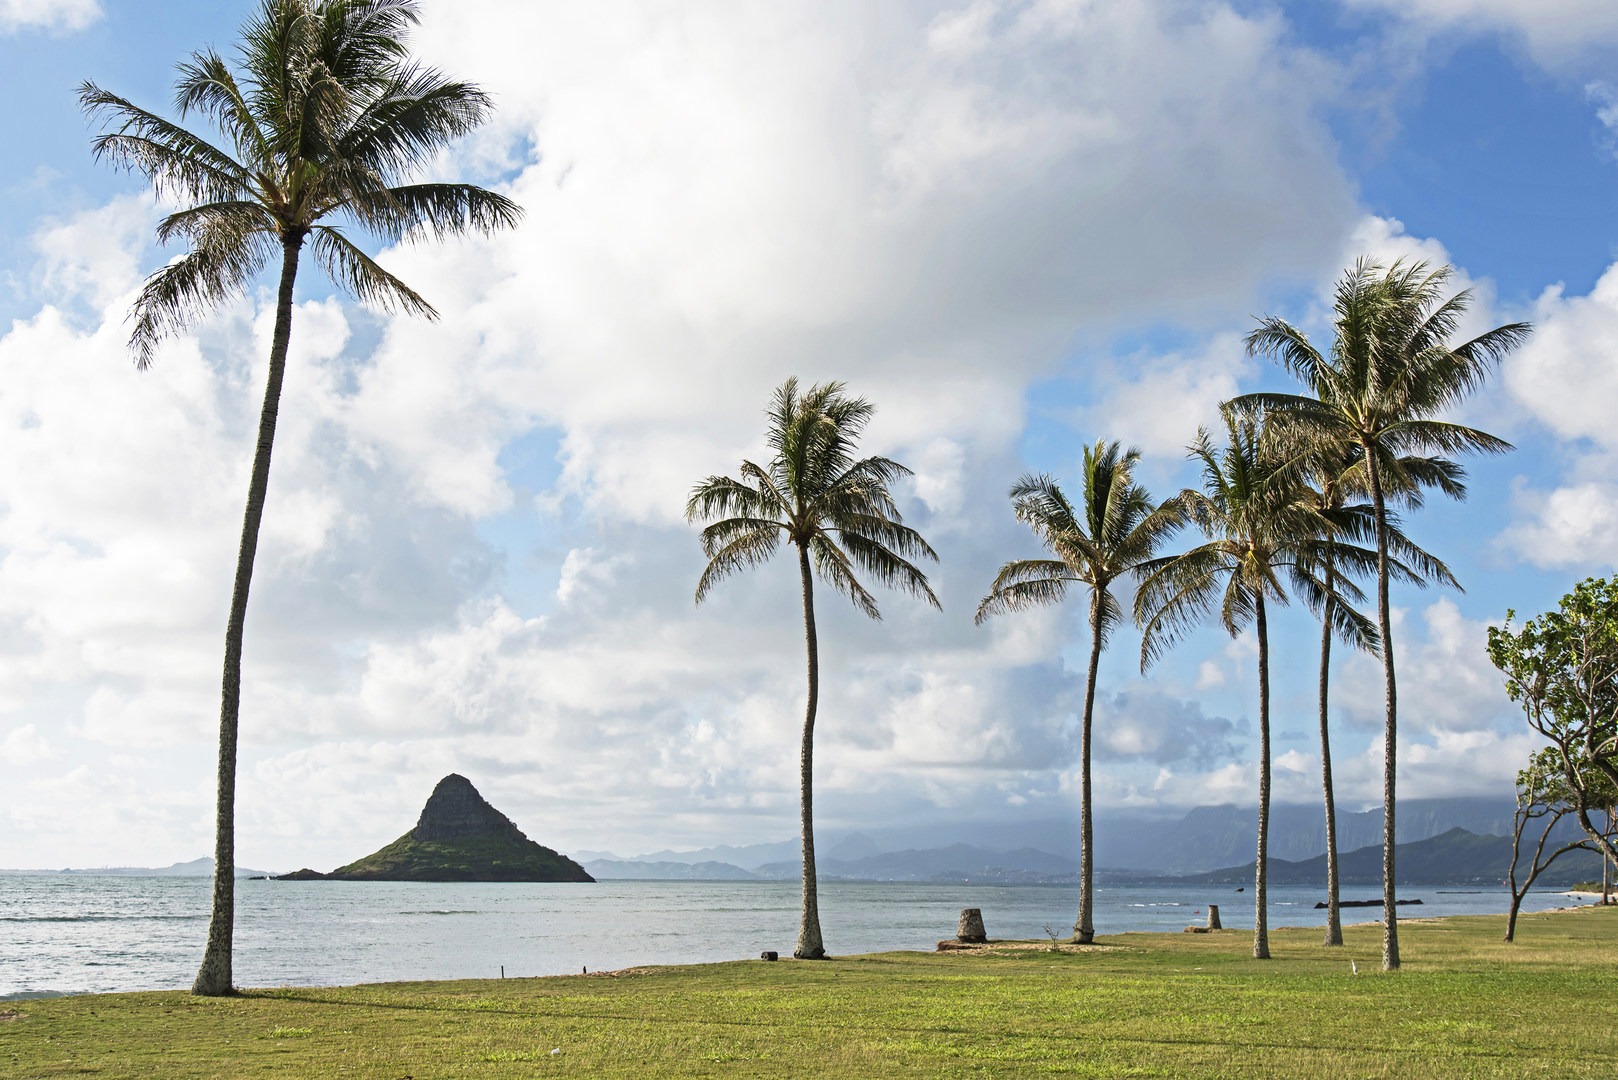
left=1285, top=443, right=1456, bottom=946
left=1238, top=258, right=1529, bottom=969
left=974, top=441, right=1178, bottom=944
left=80, top=0, right=521, bottom=995
left=686, top=378, right=939, bottom=958
left=1134, top=415, right=1337, bottom=960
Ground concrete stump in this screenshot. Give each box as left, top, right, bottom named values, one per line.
left=1206, top=905, right=1222, bottom=930
left=957, top=908, right=987, bottom=943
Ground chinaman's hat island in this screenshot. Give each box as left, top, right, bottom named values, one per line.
left=274, top=774, right=594, bottom=883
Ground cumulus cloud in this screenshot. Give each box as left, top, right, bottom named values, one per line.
left=1495, top=262, right=1618, bottom=565
left=1342, top=0, right=1618, bottom=68
left=1095, top=689, right=1245, bottom=767
left=0, top=0, right=99, bottom=34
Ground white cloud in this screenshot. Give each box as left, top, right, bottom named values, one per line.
left=0, top=723, right=48, bottom=764
left=0, top=0, right=99, bottom=34
left=1342, top=0, right=1618, bottom=68
left=1496, top=262, right=1618, bottom=565
left=404, top=0, right=1356, bottom=526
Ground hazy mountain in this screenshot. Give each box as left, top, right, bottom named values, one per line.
left=584, top=859, right=761, bottom=881
left=564, top=796, right=1536, bottom=879
left=3, top=858, right=274, bottom=877
left=755, top=843, right=1081, bottom=883
left=1178, top=826, right=1609, bottom=888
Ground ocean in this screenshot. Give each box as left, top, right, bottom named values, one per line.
left=0, top=875, right=1590, bottom=999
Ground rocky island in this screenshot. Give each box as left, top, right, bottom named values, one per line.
left=276, top=774, right=593, bottom=882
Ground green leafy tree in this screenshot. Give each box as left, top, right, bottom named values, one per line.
left=1237, top=258, right=1529, bottom=969
left=1488, top=576, right=1618, bottom=880
left=1135, top=415, right=1353, bottom=960
left=686, top=378, right=940, bottom=959
left=974, top=442, right=1179, bottom=944
left=80, top=0, right=520, bottom=995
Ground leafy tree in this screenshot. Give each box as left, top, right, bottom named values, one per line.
left=1488, top=576, right=1618, bottom=883
left=1237, top=258, right=1529, bottom=969
left=1503, top=747, right=1617, bottom=942
left=974, top=442, right=1179, bottom=944
left=686, top=378, right=939, bottom=958
left=80, top=0, right=520, bottom=995
left=1134, top=415, right=1339, bottom=960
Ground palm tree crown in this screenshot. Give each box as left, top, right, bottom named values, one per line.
left=688, top=378, right=940, bottom=618
left=1135, top=416, right=1324, bottom=665
left=81, top=0, right=520, bottom=366
left=975, top=441, right=1175, bottom=639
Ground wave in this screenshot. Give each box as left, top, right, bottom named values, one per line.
left=398, top=910, right=481, bottom=916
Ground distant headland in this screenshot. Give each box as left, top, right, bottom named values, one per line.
left=275, top=774, right=593, bottom=883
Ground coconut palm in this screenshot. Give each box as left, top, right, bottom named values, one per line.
left=1285, top=443, right=1457, bottom=946
left=1134, top=415, right=1348, bottom=960
left=80, top=0, right=521, bottom=995
left=974, top=441, right=1178, bottom=944
left=686, top=378, right=939, bottom=959
left=1236, top=258, right=1529, bottom=969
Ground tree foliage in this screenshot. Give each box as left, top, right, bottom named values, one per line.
left=1488, top=576, right=1618, bottom=871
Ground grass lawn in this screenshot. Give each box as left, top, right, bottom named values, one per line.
left=3, top=905, right=1614, bottom=1078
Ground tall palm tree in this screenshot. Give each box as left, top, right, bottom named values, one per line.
left=1285, top=443, right=1457, bottom=946
left=1134, top=415, right=1344, bottom=960
left=686, top=378, right=939, bottom=959
left=1238, top=258, right=1529, bottom=969
left=80, top=0, right=521, bottom=995
left=974, top=441, right=1178, bottom=944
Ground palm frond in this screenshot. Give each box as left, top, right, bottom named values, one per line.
left=309, top=225, right=435, bottom=315
left=128, top=231, right=276, bottom=367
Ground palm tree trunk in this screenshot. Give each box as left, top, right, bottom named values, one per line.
left=794, top=543, right=826, bottom=960
left=1254, top=592, right=1271, bottom=960
left=1319, top=568, right=1343, bottom=947
left=1365, top=448, right=1400, bottom=971
left=1072, top=595, right=1104, bottom=944
left=192, top=233, right=303, bottom=997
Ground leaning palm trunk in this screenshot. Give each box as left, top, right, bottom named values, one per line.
left=194, top=234, right=303, bottom=996
left=1366, top=451, right=1400, bottom=970
left=1253, top=594, right=1272, bottom=960
left=1318, top=566, right=1343, bottom=947
left=1073, top=599, right=1104, bottom=944
left=795, top=545, right=826, bottom=959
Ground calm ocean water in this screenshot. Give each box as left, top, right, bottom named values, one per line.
left=0, top=875, right=1589, bottom=998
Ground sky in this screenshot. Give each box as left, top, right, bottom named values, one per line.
left=1, top=0, right=1616, bottom=872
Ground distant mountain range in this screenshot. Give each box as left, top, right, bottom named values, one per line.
left=1180, top=826, right=1608, bottom=888
left=582, top=796, right=1603, bottom=886
left=0, top=858, right=273, bottom=878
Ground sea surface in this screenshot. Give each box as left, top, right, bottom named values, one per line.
left=0, top=875, right=1590, bottom=998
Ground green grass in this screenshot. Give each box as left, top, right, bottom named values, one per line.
left=4, top=906, right=1615, bottom=1078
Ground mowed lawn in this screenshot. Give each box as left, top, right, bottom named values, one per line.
left=4, top=904, right=1615, bottom=1078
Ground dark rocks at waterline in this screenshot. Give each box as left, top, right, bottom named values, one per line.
left=1320, top=898, right=1425, bottom=909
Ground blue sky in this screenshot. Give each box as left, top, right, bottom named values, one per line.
left=1, top=0, right=1616, bottom=871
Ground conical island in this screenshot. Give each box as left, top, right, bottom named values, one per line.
left=277, top=774, right=593, bottom=882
